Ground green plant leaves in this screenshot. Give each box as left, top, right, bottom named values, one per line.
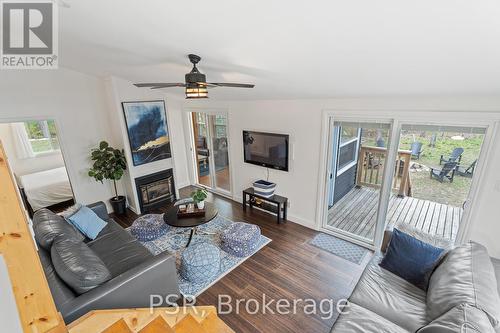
left=190, top=189, right=208, bottom=203
left=99, top=141, right=109, bottom=150
left=88, top=141, right=127, bottom=185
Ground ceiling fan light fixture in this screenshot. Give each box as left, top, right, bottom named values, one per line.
left=185, top=84, right=208, bottom=99
left=134, top=54, right=254, bottom=96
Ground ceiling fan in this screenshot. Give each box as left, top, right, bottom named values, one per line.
left=134, top=54, right=255, bottom=99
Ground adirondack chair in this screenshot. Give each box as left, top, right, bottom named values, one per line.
left=376, top=137, right=385, bottom=148
left=456, top=159, right=477, bottom=178
left=430, top=161, right=458, bottom=182
left=410, top=141, right=423, bottom=159
left=439, top=147, right=464, bottom=165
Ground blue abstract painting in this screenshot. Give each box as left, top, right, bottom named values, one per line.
left=122, top=100, right=171, bottom=166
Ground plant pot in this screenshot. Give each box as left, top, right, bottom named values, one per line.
left=196, top=201, right=205, bottom=210
left=110, top=195, right=126, bottom=215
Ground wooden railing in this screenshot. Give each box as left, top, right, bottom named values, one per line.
left=67, top=306, right=234, bottom=333
left=356, top=146, right=412, bottom=197
left=0, top=142, right=66, bottom=333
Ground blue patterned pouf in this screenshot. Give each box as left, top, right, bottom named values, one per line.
left=180, top=242, right=221, bottom=283
left=221, top=222, right=261, bottom=257
left=130, top=214, right=171, bottom=241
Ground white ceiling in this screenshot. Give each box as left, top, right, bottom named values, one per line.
left=59, top=0, right=500, bottom=100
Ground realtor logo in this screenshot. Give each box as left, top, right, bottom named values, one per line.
left=1, top=0, right=58, bottom=69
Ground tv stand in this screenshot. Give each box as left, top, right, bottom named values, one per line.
left=242, top=188, right=288, bottom=224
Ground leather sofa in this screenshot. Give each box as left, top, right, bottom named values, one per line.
left=331, top=225, right=500, bottom=332
left=33, top=202, right=179, bottom=323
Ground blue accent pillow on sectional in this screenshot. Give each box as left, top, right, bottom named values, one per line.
left=380, top=228, right=445, bottom=290
left=67, top=206, right=108, bottom=240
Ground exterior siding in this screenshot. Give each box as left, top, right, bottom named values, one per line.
left=332, top=165, right=357, bottom=205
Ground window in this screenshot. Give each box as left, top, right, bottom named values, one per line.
left=338, top=140, right=357, bottom=169
left=24, top=120, right=60, bottom=154
left=195, top=113, right=207, bottom=137
left=337, top=126, right=360, bottom=171
left=214, top=115, right=227, bottom=138
left=340, top=126, right=359, bottom=144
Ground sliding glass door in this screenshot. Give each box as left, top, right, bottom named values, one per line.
left=191, top=112, right=231, bottom=194
left=324, top=119, right=394, bottom=247
left=387, top=123, right=487, bottom=242
left=322, top=115, right=490, bottom=250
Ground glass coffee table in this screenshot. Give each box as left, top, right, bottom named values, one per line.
left=163, top=202, right=218, bottom=247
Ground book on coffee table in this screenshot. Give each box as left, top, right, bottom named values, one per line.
left=177, top=203, right=206, bottom=218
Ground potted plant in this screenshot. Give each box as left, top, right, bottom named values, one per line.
left=191, top=188, right=208, bottom=209
left=88, top=141, right=128, bottom=214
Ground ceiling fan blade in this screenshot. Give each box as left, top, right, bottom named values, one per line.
left=134, top=83, right=185, bottom=88
left=150, top=85, right=187, bottom=90
left=195, top=82, right=218, bottom=87
left=207, top=82, right=255, bottom=88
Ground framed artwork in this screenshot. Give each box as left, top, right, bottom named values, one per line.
left=122, top=100, right=171, bottom=166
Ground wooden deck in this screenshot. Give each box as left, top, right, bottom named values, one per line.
left=328, top=187, right=462, bottom=241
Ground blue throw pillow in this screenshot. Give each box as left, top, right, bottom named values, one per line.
left=67, top=206, right=108, bottom=240
left=380, top=228, right=444, bottom=290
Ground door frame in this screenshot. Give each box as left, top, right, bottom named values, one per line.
left=318, top=113, right=397, bottom=250
left=328, top=126, right=362, bottom=208
left=316, top=109, right=500, bottom=250
left=186, top=108, right=233, bottom=197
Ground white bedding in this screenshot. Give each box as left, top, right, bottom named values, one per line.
left=19, top=167, right=73, bottom=211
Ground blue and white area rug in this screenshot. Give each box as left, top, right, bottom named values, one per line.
left=310, top=233, right=369, bottom=265
left=131, top=215, right=271, bottom=297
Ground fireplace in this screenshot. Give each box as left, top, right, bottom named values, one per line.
left=135, top=169, right=176, bottom=213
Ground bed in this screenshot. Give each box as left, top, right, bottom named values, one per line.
left=18, top=167, right=74, bottom=214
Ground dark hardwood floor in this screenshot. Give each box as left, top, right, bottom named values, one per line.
left=111, top=186, right=371, bottom=333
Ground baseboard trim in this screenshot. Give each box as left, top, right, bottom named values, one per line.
left=286, top=213, right=317, bottom=230
left=127, top=204, right=139, bottom=215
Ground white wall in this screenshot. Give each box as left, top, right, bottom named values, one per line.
left=105, top=76, right=190, bottom=213
left=2, top=67, right=499, bottom=258
left=0, top=123, right=65, bottom=178
left=468, top=131, right=500, bottom=258
left=0, top=68, right=116, bottom=210
left=182, top=97, right=500, bottom=257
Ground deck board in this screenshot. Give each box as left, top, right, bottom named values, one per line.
left=327, top=187, right=462, bottom=241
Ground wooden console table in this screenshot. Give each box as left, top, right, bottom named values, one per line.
left=242, top=188, right=288, bottom=224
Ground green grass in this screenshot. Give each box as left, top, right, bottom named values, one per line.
left=399, top=133, right=483, bottom=207
left=399, top=134, right=482, bottom=168
left=408, top=170, right=471, bottom=207
left=30, top=139, right=59, bottom=153
left=359, top=132, right=483, bottom=207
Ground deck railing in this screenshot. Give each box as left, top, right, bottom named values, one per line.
left=356, top=146, right=412, bottom=197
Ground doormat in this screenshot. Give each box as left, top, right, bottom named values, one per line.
left=310, top=233, right=369, bottom=264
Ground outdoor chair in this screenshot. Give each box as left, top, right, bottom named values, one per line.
left=376, top=138, right=385, bottom=148
left=410, top=141, right=423, bottom=159
left=367, top=153, right=382, bottom=169
left=456, top=159, right=477, bottom=178
left=430, top=161, right=458, bottom=183
left=439, top=147, right=464, bottom=165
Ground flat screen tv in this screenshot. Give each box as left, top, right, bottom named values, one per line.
left=243, top=131, right=289, bottom=171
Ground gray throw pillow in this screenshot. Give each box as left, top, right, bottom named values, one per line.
left=51, top=237, right=111, bottom=294
left=33, top=209, right=84, bottom=250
